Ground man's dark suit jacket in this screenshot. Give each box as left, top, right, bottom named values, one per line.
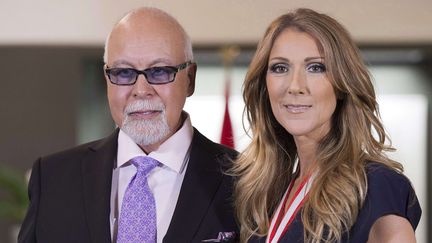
left=18, top=128, right=239, bottom=243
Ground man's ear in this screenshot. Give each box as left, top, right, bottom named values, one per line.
left=187, top=63, right=197, bottom=97
left=103, top=64, right=111, bottom=85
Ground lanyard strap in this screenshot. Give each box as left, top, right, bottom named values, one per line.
left=267, top=174, right=315, bottom=243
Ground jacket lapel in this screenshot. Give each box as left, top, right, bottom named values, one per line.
left=163, top=129, right=227, bottom=242
left=81, top=130, right=118, bottom=243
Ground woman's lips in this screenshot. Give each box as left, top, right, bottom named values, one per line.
left=284, top=104, right=312, bottom=113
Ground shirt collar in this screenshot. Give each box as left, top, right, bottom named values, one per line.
left=116, top=112, right=194, bottom=174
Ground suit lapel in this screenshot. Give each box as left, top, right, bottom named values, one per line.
left=163, top=129, right=226, bottom=242
left=81, top=130, right=118, bottom=243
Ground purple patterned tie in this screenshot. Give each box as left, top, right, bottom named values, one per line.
left=117, top=156, right=159, bottom=243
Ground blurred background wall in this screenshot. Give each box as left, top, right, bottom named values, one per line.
left=0, top=0, right=431, bottom=242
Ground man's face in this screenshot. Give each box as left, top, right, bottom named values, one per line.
left=105, top=17, right=195, bottom=152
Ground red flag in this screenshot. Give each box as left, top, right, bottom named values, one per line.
left=220, top=79, right=235, bottom=148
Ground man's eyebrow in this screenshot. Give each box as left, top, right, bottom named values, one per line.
left=110, top=60, right=135, bottom=67
left=110, top=58, right=175, bottom=68
left=147, top=58, right=175, bottom=66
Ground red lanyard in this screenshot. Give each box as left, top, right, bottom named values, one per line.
left=267, top=174, right=314, bottom=243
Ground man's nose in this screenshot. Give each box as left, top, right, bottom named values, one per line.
left=132, top=74, right=155, bottom=97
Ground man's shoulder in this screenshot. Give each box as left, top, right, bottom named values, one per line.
left=42, top=139, right=101, bottom=159
left=38, top=131, right=118, bottom=166
left=191, top=128, right=238, bottom=158
left=190, top=129, right=238, bottom=172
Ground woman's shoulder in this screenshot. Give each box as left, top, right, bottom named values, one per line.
left=365, top=162, right=409, bottom=188
left=352, top=162, right=421, bottom=233
left=365, top=162, right=420, bottom=215
left=346, top=162, right=422, bottom=242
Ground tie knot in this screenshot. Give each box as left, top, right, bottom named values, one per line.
left=130, top=156, right=159, bottom=175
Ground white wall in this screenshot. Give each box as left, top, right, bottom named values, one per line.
left=1, top=0, right=432, bottom=45
left=378, top=95, right=427, bottom=243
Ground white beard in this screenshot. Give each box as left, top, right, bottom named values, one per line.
left=121, top=100, right=170, bottom=146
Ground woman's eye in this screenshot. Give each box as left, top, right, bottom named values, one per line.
left=269, top=63, right=289, bottom=74
left=307, top=63, right=326, bottom=73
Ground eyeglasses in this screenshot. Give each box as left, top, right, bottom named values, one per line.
left=105, top=61, right=194, bottom=85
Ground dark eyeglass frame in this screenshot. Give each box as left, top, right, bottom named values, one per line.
left=104, top=61, right=194, bottom=85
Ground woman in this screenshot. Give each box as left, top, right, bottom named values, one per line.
left=233, top=8, right=421, bottom=243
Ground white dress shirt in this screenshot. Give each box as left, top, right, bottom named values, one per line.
left=110, top=115, right=194, bottom=243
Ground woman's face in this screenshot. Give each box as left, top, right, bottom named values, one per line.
left=266, top=28, right=337, bottom=142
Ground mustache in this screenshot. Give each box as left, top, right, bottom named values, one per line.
left=124, top=100, right=165, bottom=115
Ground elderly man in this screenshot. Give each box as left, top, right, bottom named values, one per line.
left=18, top=7, right=238, bottom=243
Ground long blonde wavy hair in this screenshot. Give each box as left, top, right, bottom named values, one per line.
left=232, top=8, right=402, bottom=242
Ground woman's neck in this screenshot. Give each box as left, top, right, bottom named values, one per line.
left=294, top=136, right=318, bottom=180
